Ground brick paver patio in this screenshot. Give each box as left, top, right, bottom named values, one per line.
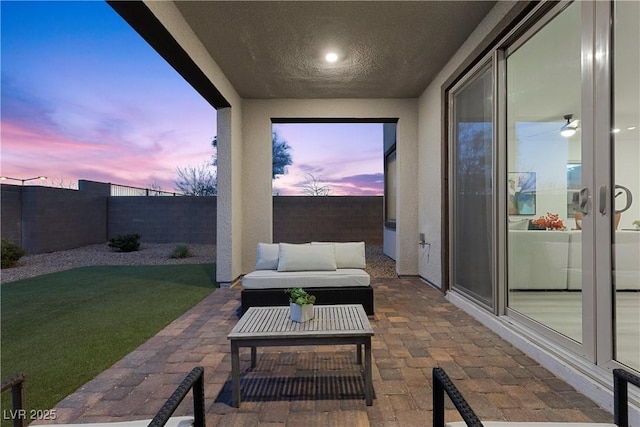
left=46, top=277, right=613, bottom=426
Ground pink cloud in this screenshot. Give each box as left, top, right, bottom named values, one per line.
left=1, top=119, right=213, bottom=192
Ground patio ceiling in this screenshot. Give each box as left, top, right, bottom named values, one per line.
left=114, top=1, right=497, bottom=101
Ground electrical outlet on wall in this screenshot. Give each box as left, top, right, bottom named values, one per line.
left=418, top=232, right=431, bottom=261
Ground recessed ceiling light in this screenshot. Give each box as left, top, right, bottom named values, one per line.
left=627, top=126, right=637, bottom=130
left=612, top=128, right=621, bottom=133
left=325, top=52, right=338, bottom=63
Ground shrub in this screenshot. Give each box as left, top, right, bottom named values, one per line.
left=1, top=239, right=26, bottom=269
left=169, top=244, right=193, bottom=259
left=285, top=287, right=316, bottom=305
left=108, top=233, right=141, bottom=252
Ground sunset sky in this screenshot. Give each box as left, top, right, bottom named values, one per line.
left=1, top=1, right=383, bottom=195
left=273, top=123, right=383, bottom=196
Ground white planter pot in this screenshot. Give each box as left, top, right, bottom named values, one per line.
left=289, top=303, right=314, bottom=323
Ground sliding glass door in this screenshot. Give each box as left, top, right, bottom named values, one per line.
left=505, top=1, right=587, bottom=348
left=503, top=0, right=639, bottom=370
left=450, top=61, right=494, bottom=308
left=450, top=0, right=639, bottom=373
left=610, top=0, right=639, bottom=372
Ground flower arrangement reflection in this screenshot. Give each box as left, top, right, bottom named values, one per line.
left=531, top=212, right=565, bottom=230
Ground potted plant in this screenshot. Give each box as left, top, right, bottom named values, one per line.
left=633, top=219, right=640, bottom=230
left=285, top=287, right=316, bottom=323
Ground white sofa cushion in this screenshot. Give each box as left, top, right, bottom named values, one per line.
left=568, top=230, right=640, bottom=291
left=242, top=269, right=370, bottom=289
left=312, top=242, right=366, bottom=269
left=255, top=243, right=279, bottom=270
left=613, top=231, right=640, bottom=290
left=508, top=230, right=570, bottom=290
left=508, top=219, right=530, bottom=230
left=277, top=243, right=337, bottom=272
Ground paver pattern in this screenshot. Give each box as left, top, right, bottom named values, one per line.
left=44, top=278, right=613, bottom=426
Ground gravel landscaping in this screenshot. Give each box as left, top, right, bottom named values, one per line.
left=1, top=243, right=396, bottom=284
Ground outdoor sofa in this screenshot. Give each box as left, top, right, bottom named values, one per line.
left=241, top=242, right=374, bottom=315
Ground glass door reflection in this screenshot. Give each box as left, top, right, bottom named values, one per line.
left=506, top=1, right=584, bottom=343
left=612, top=0, right=640, bottom=371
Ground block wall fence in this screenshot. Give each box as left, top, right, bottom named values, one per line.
left=273, top=196, right=383, bottom=244
left=1, top=181, right=383, bottom=254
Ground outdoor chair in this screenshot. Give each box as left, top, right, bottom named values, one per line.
left=1, top=373, right=26, bottom=427
left=433, top=366, right=640, bottom=427
left=2, top=367, right=205, bottom=427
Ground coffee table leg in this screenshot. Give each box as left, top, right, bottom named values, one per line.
left=357, top=343, right=362, bottom=365
left=364, top=339, right=373, bottom=405
left=231, top=341, right=241, bottom=407
left=251, top=346, right=257, bottom=368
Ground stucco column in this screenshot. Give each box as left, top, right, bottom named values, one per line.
left=216, top=107, right=243, bottom=286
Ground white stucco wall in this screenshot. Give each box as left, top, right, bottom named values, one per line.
left=417, top=1, right=519, bottom=287
left=242, top=99, right=419, bottom=276
left=144, top=1, right=245, bottom=285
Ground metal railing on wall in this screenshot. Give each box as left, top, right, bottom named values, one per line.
left=110, top=183, right=182, bottom=197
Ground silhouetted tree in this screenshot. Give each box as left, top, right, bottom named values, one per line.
left=272, top=131, right=292, bottom=179
left=46, top=176, right=77, bottom=189
left=211, top=136, right=218, bottom=166
left=175, top=164, right=217, bottom=196
left=301, top=173, right=331, bottom=196
left=213, top=132, right=292, bottom=179
left=180, top=131, right=292, bottom=195
left=148, top=182, right=164, bottom=196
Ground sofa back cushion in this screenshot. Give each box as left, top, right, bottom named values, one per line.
left=277, top=243, right=337, bottom=272
left=336, top=242, right=366, bottom=269
left=312, top=242, right=366, bottom=269
left=256, top=243, right=280, bottom=270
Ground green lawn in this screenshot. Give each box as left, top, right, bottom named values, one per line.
left=1, top=264, right=216, bottom=423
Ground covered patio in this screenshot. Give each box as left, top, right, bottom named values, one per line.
left=46, top=279, right=612, bottom=426
left=98, top=2, right=640, bottom=417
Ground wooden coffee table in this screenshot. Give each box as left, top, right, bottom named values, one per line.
left=227, top=304, right=374, bottom=407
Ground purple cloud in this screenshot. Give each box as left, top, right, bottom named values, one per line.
left=286, top=172, right=383, bottom=196
left=0, top=76, right=59, bottom=133
left=335, top=173, right=384, bottom=188
left=327, top=174, right=383, bottom=196
left=297, top=164, right=325, bottom=174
